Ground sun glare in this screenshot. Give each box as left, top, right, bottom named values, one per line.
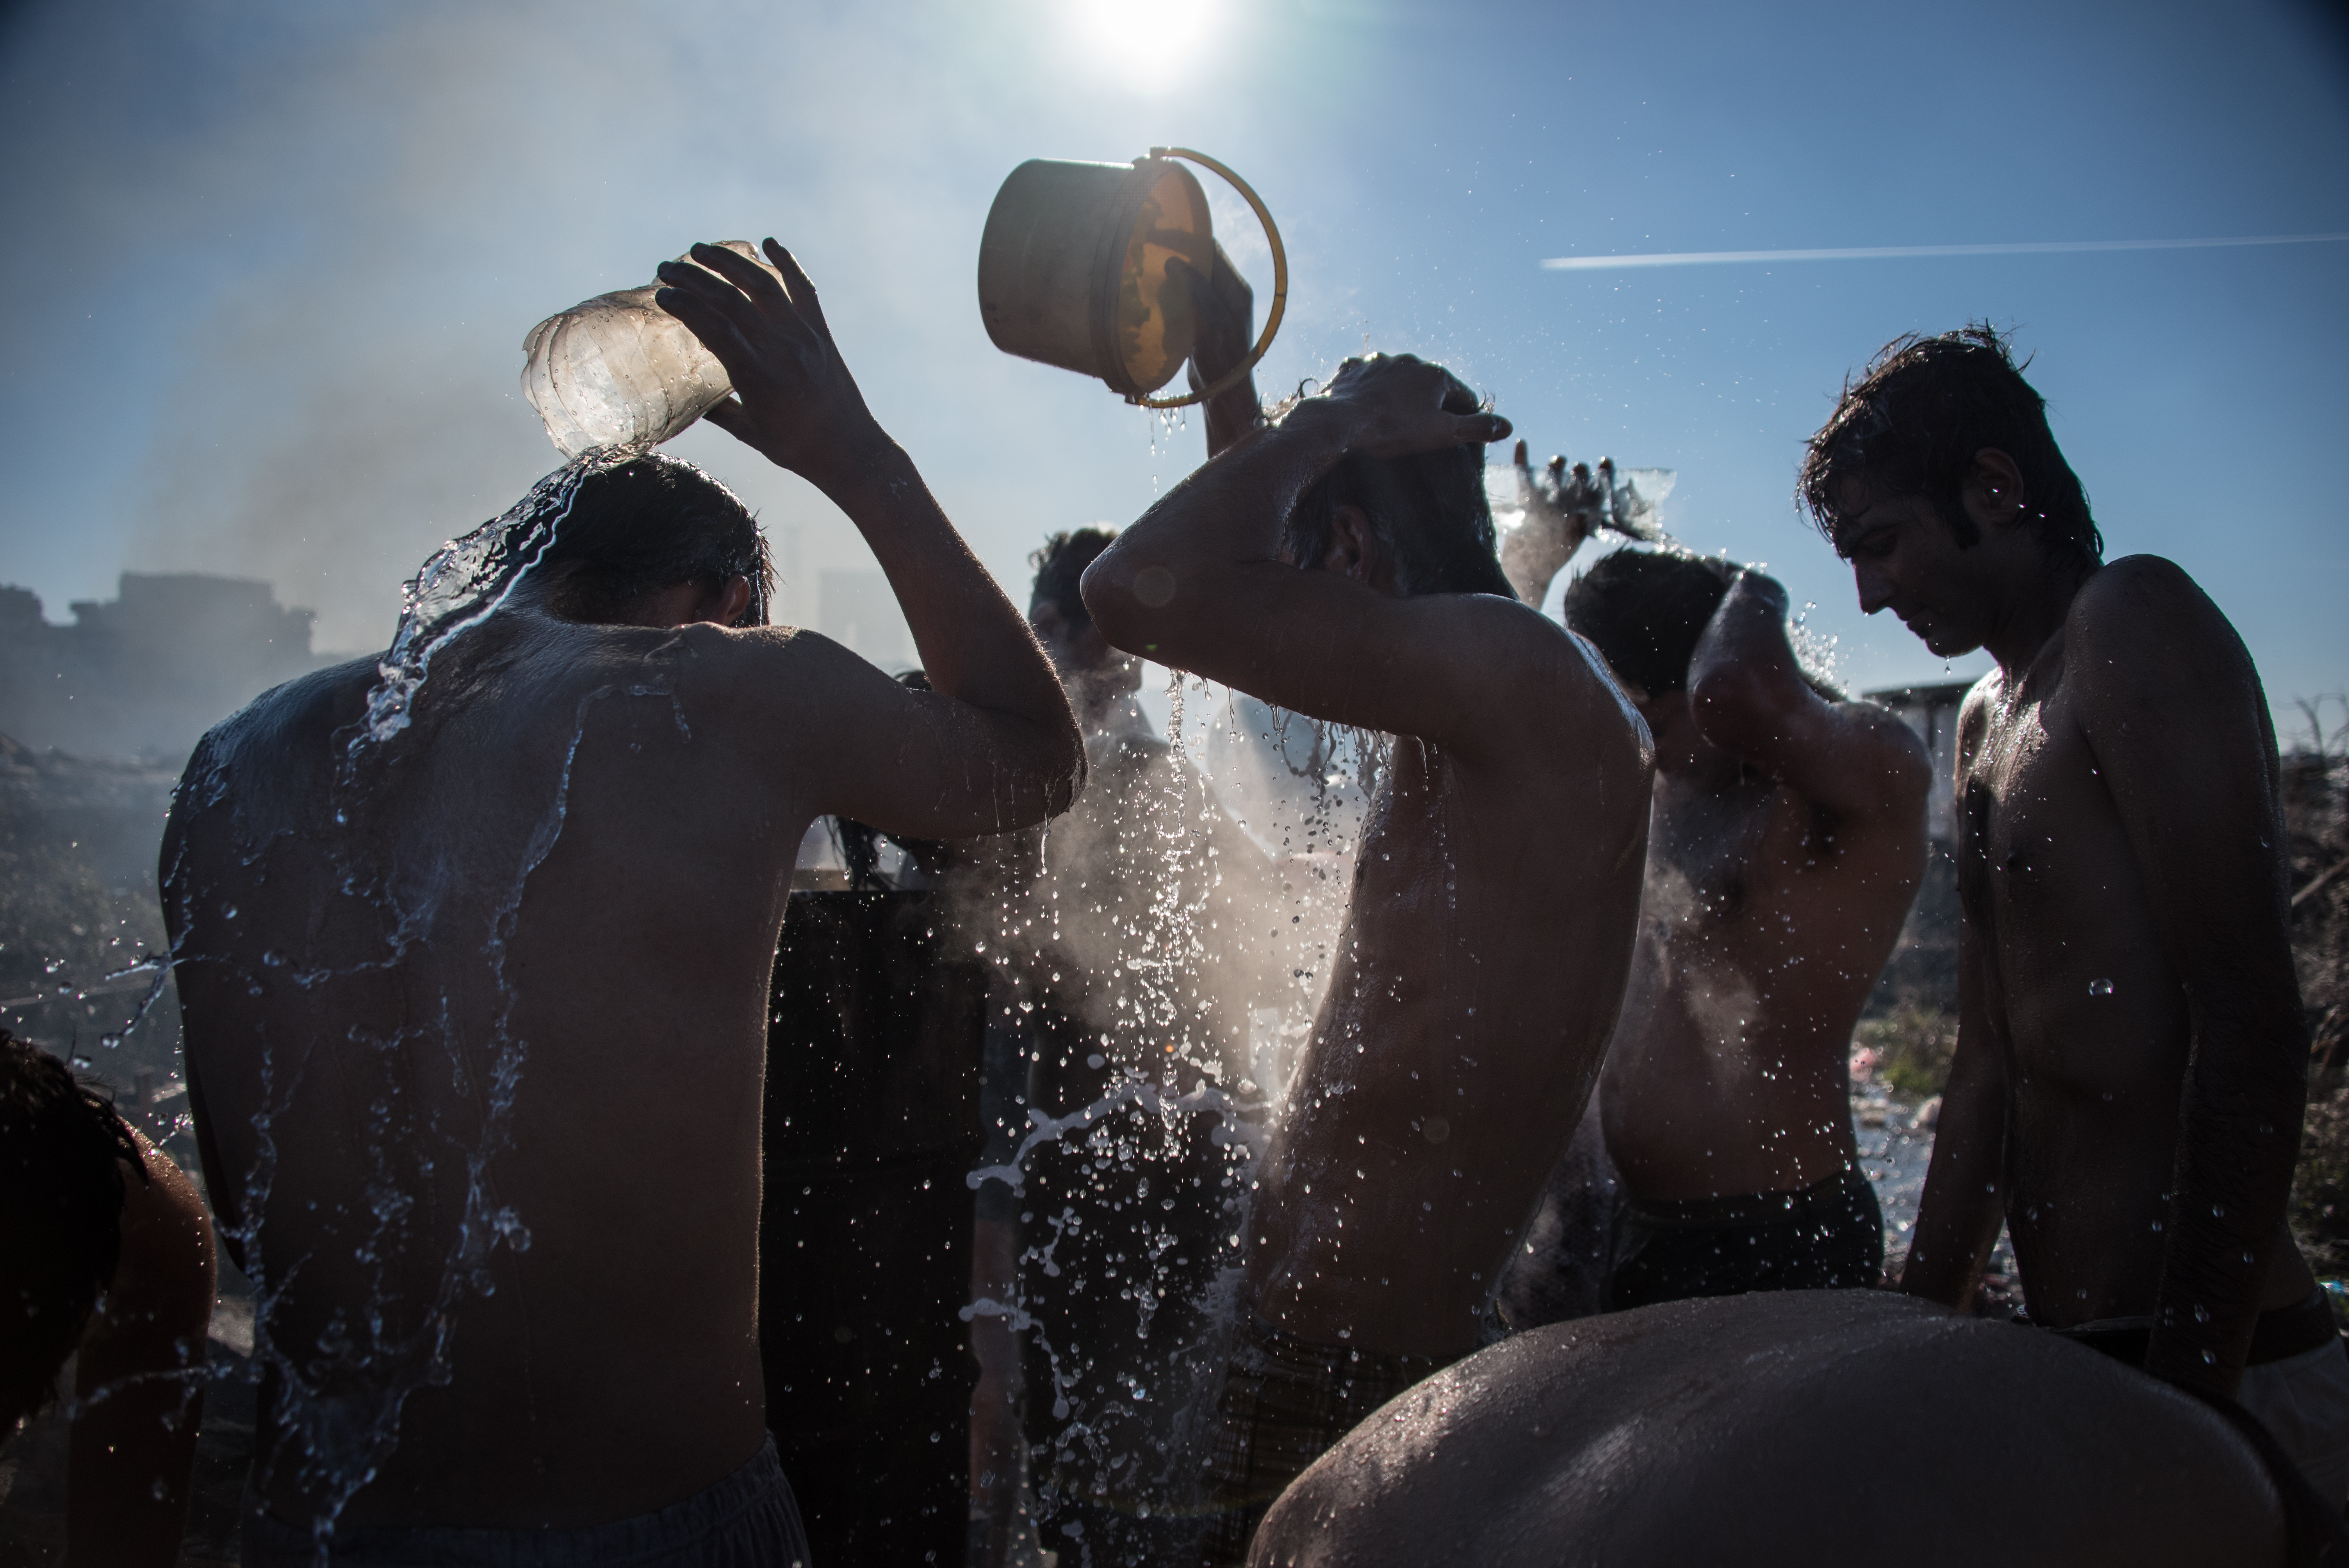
left=1068, top=0, right=1223, bottom=91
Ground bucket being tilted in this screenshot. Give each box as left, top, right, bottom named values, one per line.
left=977, top=156, right=1218, bottom=402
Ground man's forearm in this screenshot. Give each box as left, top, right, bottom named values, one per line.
left=1690, top=574, right=1800, bottom=693
left=1499, top=511, right=1572, bottom=607
left=1902, top=1028, right=2007, bottom=1307
left=2144, top=1010, right=2312, bottom=1395
left=1202, top=373, right=1266, bottom=461
left=1103, top=399, right=1350, bottom=583
left=1902, top=1140, right=2005, bottom=1307
left=817, top=436, right=1068, bottom=726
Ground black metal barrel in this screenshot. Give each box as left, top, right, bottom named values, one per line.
left=760, top=889, right=988, bottom=1565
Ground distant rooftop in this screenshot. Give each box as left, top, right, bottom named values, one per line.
left=0, top=573, right=333, bottom=763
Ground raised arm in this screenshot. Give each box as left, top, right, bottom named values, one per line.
left=2068, top=557, right=2310, bottom=1397
left=1496, top=443, right=1605, bottom=607
left=1178, top=242, right=1268, bottom=461
left=1081, top=355, right=1572, bottom=750
left=1688, top=570, right=1931, bottom=822
left=656, top=240, right=1083, bottom=831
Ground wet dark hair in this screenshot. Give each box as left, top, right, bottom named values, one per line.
left=535, top=455, right=773, bottom=626
left=1285, top=445, right=1514, bottom=600
left=1564, top=548, right=1738, bottom=697
left=1, top=1031, right=145, bottom=1430
left=1798, top=324, right=2102, bottom=572
left=1030, top=529, right=1117, bottom=632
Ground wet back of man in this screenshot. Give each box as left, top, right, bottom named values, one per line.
left=167, top=239, right=1082, bottom=1562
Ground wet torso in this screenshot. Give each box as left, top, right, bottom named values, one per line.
left=1602, top=761, right=1921, bottom=1201
left=1244, top=691, right=1649, bottom=1362
left=1961, top=629, right=2313, bottom=1325
left=171, top=614, right=817, bottom=1529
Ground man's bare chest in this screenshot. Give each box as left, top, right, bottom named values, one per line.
left=1643, top=778, right=1824, bottom=937
left=1963, top=688, right=2116, bottom=906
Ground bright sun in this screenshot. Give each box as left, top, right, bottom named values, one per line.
left=1067, top=0, right=1223, bottom=89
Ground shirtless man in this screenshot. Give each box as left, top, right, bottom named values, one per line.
left=1253, top=1290, right=2334, bottom=1568
left=1803, top=326, right=2349, bottom=1499
left=1080, top=354, right=1651, bottom=1563
left=2, top=1032, right=217, bottom=1568
left=1501, top=521, right=1927, bottom=1313
left=164, top=239, right=1082, bottom=1559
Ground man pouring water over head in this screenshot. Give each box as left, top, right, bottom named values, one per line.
left=1081, top=354, right=1652, bottom=1563
left=165, top=240, right=1083, bottom=1564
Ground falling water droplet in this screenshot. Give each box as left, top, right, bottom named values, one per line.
left=2087, top=978, right=2114, bottom=996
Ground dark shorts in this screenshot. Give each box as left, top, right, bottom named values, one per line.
left=242, top=1436, right=811, bottom=1568
left=2025, top=1288, right=2349, bottom=1536
left=1197, top=1316, right=1449, bottom=1568
left=1602, top=1163, right=1885, bottom=1312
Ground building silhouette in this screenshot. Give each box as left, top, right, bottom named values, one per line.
left=0, top=574, right=337, bottom=763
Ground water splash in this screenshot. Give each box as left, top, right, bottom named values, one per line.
left=350, top=452, right=630, bottom=759
left=960, top=665, right=1360, bottom=1547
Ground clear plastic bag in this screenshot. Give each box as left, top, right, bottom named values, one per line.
left=520, top=241, right=781, bottom=458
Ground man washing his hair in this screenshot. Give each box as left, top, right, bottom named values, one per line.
left=1807, top=325, right=2349, bottom=1501
left=1082, top=355, right=1651, bottom=1564
left=1499, top=506, right=1928, bottom=1315
left=167, top=239, right=1083, bottom=1562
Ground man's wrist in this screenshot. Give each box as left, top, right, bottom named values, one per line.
left=801, top=419, right=902, bottom=501
left=1275, top=394, right=1355, bottom=453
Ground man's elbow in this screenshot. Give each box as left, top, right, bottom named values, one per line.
left=1043, top=737, right=1087, bottom=819
left=1078, top=554, right=1157, bottom=658
left=1687, top=666, right=1777, bottom=750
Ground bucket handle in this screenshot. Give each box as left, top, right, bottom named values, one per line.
left=1132, top=146, right=1288, bottom=412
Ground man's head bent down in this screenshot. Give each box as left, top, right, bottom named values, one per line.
left=531, top=456, right=774, bottom=630
left=1799, top=325, right=2103, bottom=658
left=1284, top=442, right=1515, bottom=601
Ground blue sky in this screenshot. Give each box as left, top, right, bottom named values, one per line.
left=2, top=0, right=2344, bottom=732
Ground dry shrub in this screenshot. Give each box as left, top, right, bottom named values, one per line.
left=1855, top=999, right=1958, bottom=1098
left=2287, top=699, right=2349, bottom=1273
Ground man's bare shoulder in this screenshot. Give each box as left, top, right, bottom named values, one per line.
left=659, top=621, right=912, bottom=725
left=2068, top=552, right=2238, bottom=649
left=187, top=657, right=378, bottom=791
left=2064, top=555, right=2257, bottom=713
left=1817, top=695, right=1932, bottom=796
left=1465, top=594, right=1652, bottom=763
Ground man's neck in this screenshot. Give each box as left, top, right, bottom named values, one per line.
left=1985, top=555, right=2097, bottom=677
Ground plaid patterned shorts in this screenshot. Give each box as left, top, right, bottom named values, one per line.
left=1198, top=1315, right=1449, bottom=1566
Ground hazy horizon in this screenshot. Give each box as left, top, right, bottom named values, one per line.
left=3, top=0, right=2344, bottom=736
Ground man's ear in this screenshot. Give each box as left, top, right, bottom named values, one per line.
left=1321, top=504, right=1382, bottom=582
left=709, top=574, right=754, bottom=627
left=1960, top=448, right=2028, bottom=537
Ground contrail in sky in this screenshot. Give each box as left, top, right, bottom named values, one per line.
left=1539, top=233, right=2349, bottom=271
